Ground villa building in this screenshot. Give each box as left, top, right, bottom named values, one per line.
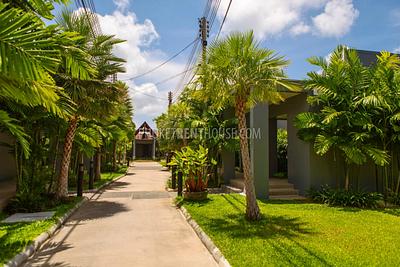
left=222, top=49, right=387, bottom=199
left=133, top=121, right=157, bottom=160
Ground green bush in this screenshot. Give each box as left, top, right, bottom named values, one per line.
left=308, top=185, right=383, bottom=208
left=388, top=193, right=400, bottom=206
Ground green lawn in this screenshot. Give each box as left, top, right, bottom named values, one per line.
left=0, top=197, right=81, bottom=264
left=69, top=166, right=127, bottom=191
left=183, top=194, right=400, bottom=267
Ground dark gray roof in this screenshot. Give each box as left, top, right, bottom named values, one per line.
left=356, top=49, right=399, bottom=66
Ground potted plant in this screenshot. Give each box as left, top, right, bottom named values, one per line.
left=169, top=145, right=216, bottom=200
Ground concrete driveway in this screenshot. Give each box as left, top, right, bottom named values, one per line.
left=25, top=161, right=217, bottom=267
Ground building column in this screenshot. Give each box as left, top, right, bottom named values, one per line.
left=250, top=103, right=269, bottom=199
left=222, top=150, right=235, bottom=185
left=269, top=118, right=277, bottom=177
left=152, top=139, right=156, bottom=160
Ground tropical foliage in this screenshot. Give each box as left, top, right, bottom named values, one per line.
left=158, top=31, right=299, bottom=220
left=295, top=45, right=400, bottom=198
left=0, top=1, right=134, bottom=209
left=169, top=145, right=216, bottom=192
left=199, top=31, right=299, bottom=220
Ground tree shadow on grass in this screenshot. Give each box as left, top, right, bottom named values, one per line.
left=206, top=213, right=316, bottom=240
left=194, top=195, right=332, bottom=266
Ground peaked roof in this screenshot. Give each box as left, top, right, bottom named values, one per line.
left=135, top=121, right=157, bottom=140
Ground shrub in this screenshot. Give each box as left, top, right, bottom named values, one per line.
left=387, top=193, right=400, bottom=206
left=308, top=185, right=383, bottom=208
left=169, top=145, right=216, bottom=192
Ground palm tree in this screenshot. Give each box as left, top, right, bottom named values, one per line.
left=0, top=3, right=66, bottom=157
left=55, top=9, right=126, bottom=198
left=202, top=31, right=298, bottom=220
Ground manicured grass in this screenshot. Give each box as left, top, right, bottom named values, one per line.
left=94, top=167, right=127, bottom=188
left=69, top=166, right=127, bottom=191
left=183, top=194, right=400, bottom=267
left=0, top=197, right=82, bottom=264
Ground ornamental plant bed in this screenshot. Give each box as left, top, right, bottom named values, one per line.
left=169, top=145, right=216, bottom=201
left=184, top=190, right=208, bottom=201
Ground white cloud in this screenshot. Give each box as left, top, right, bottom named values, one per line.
left=393, top=47, right=400, bottom=54
left=97, top=10, right=184, bottom=126
left=113, top=0, right=130, bottom=12
left=290, top=22, right=311, bottom=35
left=217, top=0, right=358, bottom=39
left=312, top=0, right=359, bottom=37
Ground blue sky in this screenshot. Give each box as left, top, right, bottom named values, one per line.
left=61, top=0, right=400, bottom=129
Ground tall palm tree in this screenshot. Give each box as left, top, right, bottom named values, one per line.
left=55, top=9, right=126, bottom=198
left=202, top=31, right=298, bottom=220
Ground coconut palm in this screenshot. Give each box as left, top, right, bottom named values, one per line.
left=202, top=31, right=298, bottom=220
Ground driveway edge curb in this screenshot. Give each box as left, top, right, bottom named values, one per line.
left=179, top=206, right=231, bottom=267
left=5, top=171, right=128, bottom=267
left=4, top=197, right=87, bottom=267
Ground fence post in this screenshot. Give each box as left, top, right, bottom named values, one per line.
left=171, top=165, right=177, bottom=189
left=77, top=162, right=84, bottom=197
left=88, top=157, right=94, bottom=190
left=177, top=171, right=183, bottom=197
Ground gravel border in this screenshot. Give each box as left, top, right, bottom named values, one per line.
left=179, top=206, right=231, bottom=267
left=4, top=171, right=128, bottom=267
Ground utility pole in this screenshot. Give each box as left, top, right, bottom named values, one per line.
left=168, top=91, right=172, bottom=107
left=199, top=17, right=209, bottom=61
left=199, top=17, right=209, bottom=91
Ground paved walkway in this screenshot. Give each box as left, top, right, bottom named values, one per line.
left=25, top=162, right=217, bottom=267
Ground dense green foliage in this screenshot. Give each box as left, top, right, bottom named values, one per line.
left=308, top=185, right=383, bottom=208
left=183, top=194, right=400, bottom=267
left=0, top=1, right=134, bottom=208
left=169, top=145, right=216, bottom=192
left=296, top=46, right=400, bottom=196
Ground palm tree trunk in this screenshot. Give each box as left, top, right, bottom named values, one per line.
left=48, top=127, right=60, bottom=194
left=235, top=98, right=261, bottom=221
left=56, top=116, right=78, bottom=199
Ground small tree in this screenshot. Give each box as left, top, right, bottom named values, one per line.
left=295, top=46, right=388, bottom=190
left=201, top=31, right=298, bottom=220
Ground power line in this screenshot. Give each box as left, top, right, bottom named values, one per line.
left=130, top=67, right=196, bottom=100
left=122, top=38, right=199, bottom=81
left=215, top=0, right=232, bottom=41
left=154, top=66, right=196, bottom=86
left=172, top=0, right=221, bottom=102
left=131, top=89, right=167, bottom=100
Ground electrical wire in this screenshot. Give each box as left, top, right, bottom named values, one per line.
left=130, top=67, right=196, bottom=100
left=173, top=0, right=224, bottom=103
left=215, top=0, right=232, bottom=41
left=122, top=38, right=199, bottom=81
